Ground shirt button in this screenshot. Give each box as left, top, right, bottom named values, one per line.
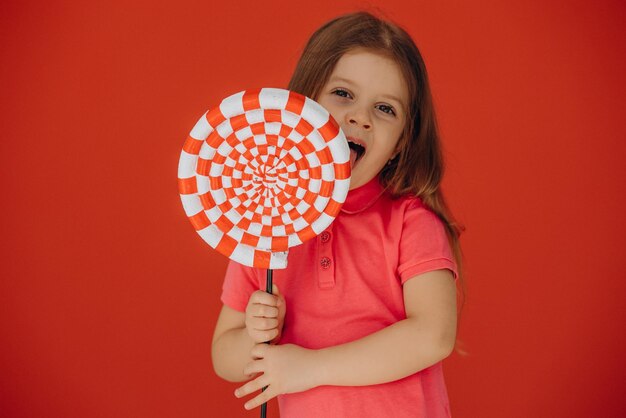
left=320, top=231, right=331, bottom=243
left=320, top=256, right=332, bottom=269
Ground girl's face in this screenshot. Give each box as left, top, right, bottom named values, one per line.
left=317, top=48, right=409, bottom=190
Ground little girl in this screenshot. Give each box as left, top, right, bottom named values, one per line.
left=212, top=11, right=463, bottom=418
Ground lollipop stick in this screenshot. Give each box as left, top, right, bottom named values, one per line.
left=265, top=268, right=273, bottom=295
left=260, top=268, right=273, bottom=418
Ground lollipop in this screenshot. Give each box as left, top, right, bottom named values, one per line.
left=178, top=88, right=350, bottom=418
left=177, top=88, right=350, bottom=268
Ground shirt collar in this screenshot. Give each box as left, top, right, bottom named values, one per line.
left=340, top=176, right=387, bottom=214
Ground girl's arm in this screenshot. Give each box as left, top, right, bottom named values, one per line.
left=234, top=269, right=457, bottom=409
left=211, top=305, right=256, bottom=382
left=314, top=268, right=457, bottom=386
left=212, top=285, right=286, bottom=382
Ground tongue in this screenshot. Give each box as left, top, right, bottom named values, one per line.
left=349, top=149, right=358, bottom=169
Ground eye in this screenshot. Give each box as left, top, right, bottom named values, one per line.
left=332, top=88, right=352, bottom=99
left=376, top=104, right=396, bottom=116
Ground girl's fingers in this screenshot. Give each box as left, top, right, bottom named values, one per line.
left=244, top=389, right=275, bottom=411
left=235, top=372, right=268, bottom=398
left=250, top=343, right=270, bottom=359
left=272, top=284, right=281, bottom=296
left=251, top=291, right=280, bottom=307
left=243, top=371, right=262, bottom=380
left=248, top=329, right=277, bottom=345
left=243, top=359, right=264, bottom=377
left=252, top=317, right=278, bottom=331
left=252, top=303, right=278, bottom=318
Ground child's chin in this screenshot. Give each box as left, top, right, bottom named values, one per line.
left=348, top=171, right=369, bottom=190
left=350, top=155, right=364, bottom=171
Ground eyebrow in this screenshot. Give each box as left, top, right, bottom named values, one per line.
left=327, top=76, right=406, bottom=112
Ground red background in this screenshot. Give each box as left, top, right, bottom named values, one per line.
left=2, top=0, right=625, bottom=417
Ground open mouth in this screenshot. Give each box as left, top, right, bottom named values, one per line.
left=347, top=138, right=366, bottom=168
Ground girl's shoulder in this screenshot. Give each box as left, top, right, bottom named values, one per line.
left=388, top=190, right=427, bottom=211
left=388, top=192, right=445, bottom=227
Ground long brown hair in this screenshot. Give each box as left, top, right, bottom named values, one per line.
left=288, top=11, right=466, bottom=308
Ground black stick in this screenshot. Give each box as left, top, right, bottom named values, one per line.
left=260, top=268, right=273, bottom=418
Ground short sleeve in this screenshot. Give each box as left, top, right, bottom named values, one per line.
left=220, top=260, right=262, bottom=312
left=397, top=199, right=457, bottom=284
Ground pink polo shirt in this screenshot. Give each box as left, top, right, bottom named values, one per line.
left=221, top=176, right=457, bottom=418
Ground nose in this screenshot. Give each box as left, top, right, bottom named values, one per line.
left=347, top=107, right=371, bottom=130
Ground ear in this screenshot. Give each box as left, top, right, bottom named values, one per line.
left=392, top=134, right=407, bottom=161
left=387, top=152, right=399, bottom=166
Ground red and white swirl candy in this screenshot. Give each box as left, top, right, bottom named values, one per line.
left=178, top=88, right=350, bottom=269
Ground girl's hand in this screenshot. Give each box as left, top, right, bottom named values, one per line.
left=234, top=343, right=320, bottom=410
left=245, top=285, right=286, bottom=344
